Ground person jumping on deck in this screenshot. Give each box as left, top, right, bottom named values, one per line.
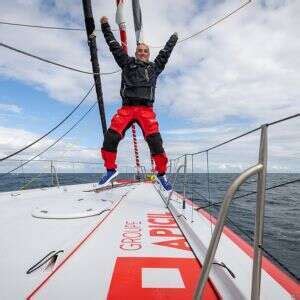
left=98, top=16, right=178, bottom=191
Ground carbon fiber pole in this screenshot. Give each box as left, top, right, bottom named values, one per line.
left=82, top=0, right=107, bottom=135
left=132, top=0, right=144, bottom=43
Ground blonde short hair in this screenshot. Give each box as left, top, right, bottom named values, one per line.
left=136, top=43, right=149, bottom=50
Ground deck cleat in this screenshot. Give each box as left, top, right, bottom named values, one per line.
left=98, top=170, right=119, bottom=187
left=156, top=174, right=172, bottom=191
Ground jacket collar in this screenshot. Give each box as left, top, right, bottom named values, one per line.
left=135, top=58, right=151, bottom=66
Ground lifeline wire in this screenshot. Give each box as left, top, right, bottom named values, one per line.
left=6, top=158, right=102, bottom=165
left=195, top=178, right=300, bottom=210
left=0, top=84, right=95, bottom=162
left=188, top=180, right=299, bottom=279
left=0, top=20, right=119, bottom=31
left=0, top=101, right=97, bottom=178
left=225, top=216, right=299, bottom=280
left=0, top=42, right=121, bottom=75
left=172, top=113, right=300, bottom=161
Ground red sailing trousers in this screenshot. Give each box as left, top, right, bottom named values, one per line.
left=101, top=106, right=168, bottom=174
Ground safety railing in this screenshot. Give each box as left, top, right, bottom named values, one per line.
left=166, top=164, right=185, bottom=207
left=166, top=113, right=299, bottom=299
left=194, top=125, right=267, bottom=299
left=0, top=158, right=148, bottom=192
left=50, top=162, right=60, bottom=188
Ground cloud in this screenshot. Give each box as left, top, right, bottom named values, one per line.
left=0, top=103, right=22, bottom=113
left=1, top=0, right=299, bottom=121
left=0, top=125, right=154, bottom=173
left=0, top=125, right=100, bottom=172
left=0, top=115, right=299, bottom=174
left=0, top=0, right=299, bottom=173
left=0, top=0, right=123, bottom=104
left=163, top=116, right=300, bottom=173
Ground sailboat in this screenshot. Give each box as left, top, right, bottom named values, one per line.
left=0, top=0, right=299, bottom=299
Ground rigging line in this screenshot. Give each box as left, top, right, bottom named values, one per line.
left=187, top=183, right=210, bottom=203
left=21, top=160, right=25, bottom=185
left=190, top=181, right=299, bottom=279
left=0, top=42, right=121, bottom=75
left=0, top=84, right=95, bottom=162
left=171, top=159, right=179, bottom=183
left=5, top=159, right=102, bottom=165
left=149, top=0, right=252, bottom=49
left=0, top=20, right=119, bottom=32
left=200, top=126, right=261, bottom=154
left=234, top=178, right=300, bottom=200
left=195, top=178, right=300, bottom=211
left=178, top=0, right=251, bottom=44
left=0, top=101, right=97, bottom=178
left=171, top=125, right=262, bottom=160
left=224, top=216, right=299, bottom=280
left=19, top=172, right=46, bottom=190
left=173, top=113, right=300, bottom=161
left=0, top=0, right=251, bottom=49
left=267, top=113, right=300, bottom=127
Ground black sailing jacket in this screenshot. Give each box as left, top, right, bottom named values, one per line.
left=101, top=22, right=178, bottom=106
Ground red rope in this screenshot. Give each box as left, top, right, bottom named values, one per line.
left=131, top=124, right=141, bottom=175
left=116, top=0, right=141, bottom=178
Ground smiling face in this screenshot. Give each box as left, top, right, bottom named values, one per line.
left=135, top=43, right=150, bottom=63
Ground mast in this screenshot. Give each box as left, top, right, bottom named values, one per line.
left=116, top=0, right=142, bottom=179
left=132, top=0, right=144, bottom=43
left=82, top=0, right=107, bottom=135
left=131, top=0, right=155, bottom=173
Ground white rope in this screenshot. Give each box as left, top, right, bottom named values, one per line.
left=0, top=20, right=119, bottom=32
left=0, top=41, right=121, bottom=75
left=148, top=0, right=252, bottom=49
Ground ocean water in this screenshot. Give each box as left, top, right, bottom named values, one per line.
left=0, top=172, right=299, bottom=280
left=174, top=173, right=300, bottom=281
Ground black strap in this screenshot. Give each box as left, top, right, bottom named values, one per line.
left=122, top=98, right=153, bottom=106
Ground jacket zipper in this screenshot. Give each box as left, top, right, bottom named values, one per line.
left=122, top=85, right=126, bottom=97
left=145, top=68, right=149, bottom=82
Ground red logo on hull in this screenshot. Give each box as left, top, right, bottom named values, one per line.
left=147, top=212, right=191, bottom=251
left=108, top=257, right=219, bottom=300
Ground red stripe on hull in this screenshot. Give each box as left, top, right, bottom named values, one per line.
left=178, top=194, right=300, bottom=297
left=26, top=193, right=128, bottom=299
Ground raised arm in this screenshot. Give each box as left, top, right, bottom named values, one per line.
left=154, top=33, right=178, bottom=75
left=100, top=16, right=131, bottom=68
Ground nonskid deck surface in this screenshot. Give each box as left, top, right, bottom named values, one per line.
left=0, top=182, right=298, bottom=299
left=0, top=183, right=135, bottom=299
left=25, top=182, right=218, bottom=300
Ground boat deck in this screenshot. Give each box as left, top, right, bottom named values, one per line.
left=0, top=182, right=298, bottom=299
